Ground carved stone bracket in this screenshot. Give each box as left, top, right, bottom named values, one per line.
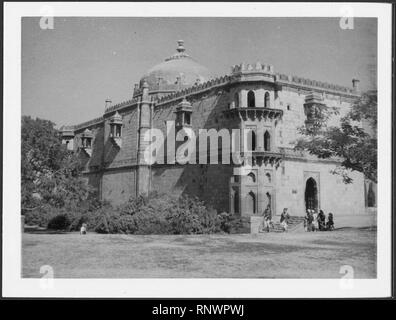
left=223, top=107, right=283, bottom=121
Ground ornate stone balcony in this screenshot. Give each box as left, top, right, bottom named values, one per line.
left=233, top=149, right=284, bottom=167
left=223, top=107, right=283, bottom=121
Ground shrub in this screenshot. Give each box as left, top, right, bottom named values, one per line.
left=218, top=211, right=244, bottom=233
left=24, top=200, right=111, bottom=231
left=24, top=204, right=59, bottom=227
left=94, top=193, right=227, bottom=235
left=24, top=192, right=242, bottom=234
left=47, top=212, right=70, bottom=230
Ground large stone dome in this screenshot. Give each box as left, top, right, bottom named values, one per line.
left=140, top=40, right=212, bottom=91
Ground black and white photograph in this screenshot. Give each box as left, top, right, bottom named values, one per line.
left=2, top=2, right=393, bottom=299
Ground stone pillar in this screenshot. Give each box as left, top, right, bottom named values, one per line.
left=136, top=81, right=151, bottom=196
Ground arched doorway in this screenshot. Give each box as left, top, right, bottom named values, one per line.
left=367, top=182, right=376, bottom=207
left=305, top=177, right=318, bottom=211
left=231, top=187, right=239, bottom=214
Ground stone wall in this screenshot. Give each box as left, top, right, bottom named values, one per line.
left=150, top=87, right=236, bottom=212
left=274, top=89, right=353, bottom=148
left=102, top=168, right=137, bottom=205
left=103, top=107, right=139, bottom=168
left=151, top=164, right=232, bottom=212
left=275, top=159, right=365, bottom=216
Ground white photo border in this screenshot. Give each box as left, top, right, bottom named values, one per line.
left=3, top=2, right=392, bottom=298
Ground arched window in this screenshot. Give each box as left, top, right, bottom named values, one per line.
left=250, top=131, right=257, bottom=151
left=264, top=92, right=270, bottom=108
left=234, top=92, right=239, bottom=108
left=265, top=173, right=271, bottom=183
left=264, top=131, right=271, bottom=151
left=247, top=172, right=256, bottom=183
left=247, top=191, right=256, bottom=214
left=247, top=90, right=255, bottom=108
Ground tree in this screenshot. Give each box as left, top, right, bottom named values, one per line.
left=295, top=91, right=377, bottom=184
left=21, top=116, right=93, bottom=213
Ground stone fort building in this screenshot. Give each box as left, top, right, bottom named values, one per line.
left=61, top=40, right=377, bottom=221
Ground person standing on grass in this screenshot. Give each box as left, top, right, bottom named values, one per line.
left=308, top=210, right=315, bottom=232
left=304, top=209, right=310, bottom=232
left=280, top=208, right=290, bottom=232
left=312, top=210, right=318, bottom=232
left=318, top=210, right=326, bottom=231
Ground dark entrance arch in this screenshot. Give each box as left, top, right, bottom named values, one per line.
left=305, top=177, right=318, bottom=211
left=367, top=182, right=376, bottom=207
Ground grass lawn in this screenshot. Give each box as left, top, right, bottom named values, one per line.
left=22, top=227, right=376, bottom=278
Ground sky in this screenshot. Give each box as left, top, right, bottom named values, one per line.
left=21, top=17, right=377, bottom=126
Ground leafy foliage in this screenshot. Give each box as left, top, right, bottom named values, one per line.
left=21, top=116, right=93, bottom=213
left=24, top=199, right=111, bottom=231
left=94, top=193, right=241, bottom=235
left=295, top=92, right=377, bottom=183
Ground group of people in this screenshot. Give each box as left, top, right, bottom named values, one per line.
left=261, top=206, right=290, bottom=232
left=260, top=205, right=335, bottom=233
left=304, top=209, right=334, bottom=232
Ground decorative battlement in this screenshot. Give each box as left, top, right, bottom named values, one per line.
left=74, top=116, right=104, bottom=131
left=155, top=75, right=231, bottom=106
left=231, top=62, right=274, bottom=74
left=276, top=73, right=358, bottom=96
left=104, top=97, right=140, bottom=114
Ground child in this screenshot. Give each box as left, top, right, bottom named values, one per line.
left=80, top=223, right=87, bottom=235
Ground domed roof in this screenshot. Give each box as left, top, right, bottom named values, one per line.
left=140, top=40, right=212, bottom=91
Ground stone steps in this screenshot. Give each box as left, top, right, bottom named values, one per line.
left=262, top=216, right=305, bottom=233
left=244, top=215, right=306, bottom=234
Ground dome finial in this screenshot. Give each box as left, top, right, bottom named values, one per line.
left=177, top=40, right=185, bottom=53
